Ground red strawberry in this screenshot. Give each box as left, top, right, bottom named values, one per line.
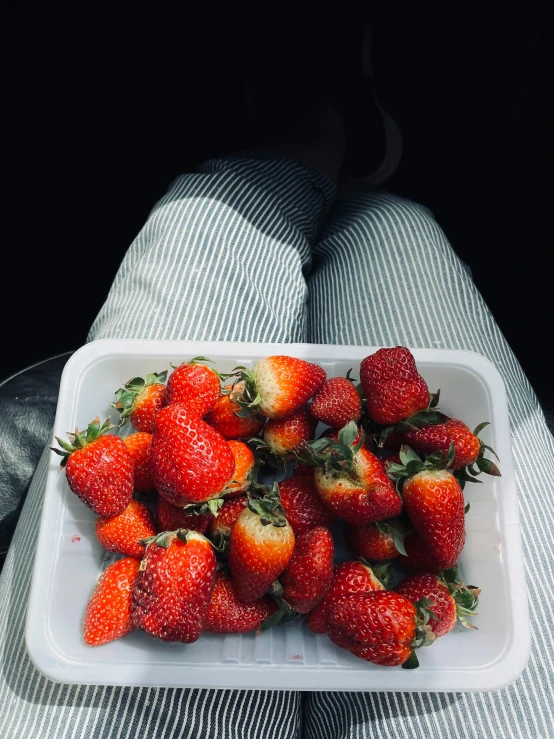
left=167, top=357, right=221, bottom=416
left=123, top=432, right=154, bottom=491
left=293, top=463, right=315, bottom=477
left=311, top=373, right=362, bottom=429
left=151, top=404, right=234, bottom=504
left=397, top=531, right=441, bottom=573
left=299, top=423, right=402, bottom=524
left=156, top=496, right=210, bottom=534
left=207, top=495, right=248, bottom=543
left=308, top=560, right=385, bottom=634
left=388, top=446, right=466, bottom=569
left=95, top=499, right=157, bottom=558
left=327, top=591, right=428, bottom=667
left=360, top=347, right=429, bottom=425
left=278, top=476, right=334, bottom=536
left=84, top=557, right=139, bottom=646
left=228, top=486, right=295, bottom=603
left=132, top=530, right=216, bottom=642
left=344, top=519, right=405, bottom=562
left=262, top=406, right=317, bottom=458
left=281, top=527, right=334, bottom=613
left=205, top=382, right=266, bottom=439
left=395, top=567, right=480, bottom=636
left=52, top=418, right=133, bottom=517
left=235, top=356, right=326, bottom=419
left=204, top=571, right=277, bottom=633
left=111, top=372, right=168, bottom=432
left=224, top=440, right=255, bottom=496
left=403, top=419, right=501, bottom=477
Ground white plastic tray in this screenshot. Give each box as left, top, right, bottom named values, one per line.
left=26, top=340, right=530, bottom=691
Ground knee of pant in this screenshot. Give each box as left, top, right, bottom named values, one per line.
left=325, top=192, right=449, bottom=266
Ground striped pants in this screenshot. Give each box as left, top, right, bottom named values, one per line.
left=1, top=154, right=553, bottom=739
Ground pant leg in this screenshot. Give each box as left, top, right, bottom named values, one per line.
left=0, top=154, right=335, bottom=739
left=305, top=191, right=554, bottom=739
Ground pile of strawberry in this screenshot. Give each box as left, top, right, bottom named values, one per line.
left=53, top=348, right=498, bottom=669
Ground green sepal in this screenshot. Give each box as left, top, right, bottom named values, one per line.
left=247, top=483, right=288, bottom=527
left=110, top=371, right=167, bottom=427
left=182, top=497, right=225, bottom=517
left=51, top=417, right=115, bottom=467
left=402, top=651, right=420, bottom=670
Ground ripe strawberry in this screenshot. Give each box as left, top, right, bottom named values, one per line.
left=307, top=560, right=386, bottom=634
left=402, top=419, right=501, bottom=478
left=84, top=557, right=139, bottom=646
left=388, top=446, right=466, bottom=569
left=395, top=566, right=480, bottom=636
left=205, top=382, right=266, bottom=439
left=278, top=476, right=334, bottom=536
left=95, top=499, right=157, bottom=558
left=397, top=531, right=441, bottom=573
left=281, top=527, right=334, bottom=613
left=111, top=372, right=168, bottom=432
left=311, top=373, right=362, bottom=429
left=156, top=496, right=210, bottom=534
left=344, top=519, right=405, bottom=561
left=133, top=530, right=216, bottom=642
left=204, top=571, right=277, bottom=633
left=228, top=486, right=295, bottom=603
left=327, top=591, right=431, bottom=668
left=262, top=406, right=317, bottom=458
left=167, top=357, right=221, bottom=416
left=234, top=356, right=326, bottom=419
left=151, top=404, right=234, bottom=504
left=298, top=422, right=402, bottom=524
left=123, top=432, right=154, bottom=491
left=207, top=495, right=248, bottom=540
left=224, top=440, right=255, bottom=496
left=360, top=347, right=429, bottom=426
left=52, top=418, right=133, bottom=517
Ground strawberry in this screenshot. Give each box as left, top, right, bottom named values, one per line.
left=297, top=422, right=402, bottom=524
left=402, top=419, right=501, bottom=478
left=327, top=590, right=434, bottom=668
left=167, top=357, right=221, bottom=416
left=133, top=530, right=216, bottom=642
left=151, top=404, right=234, bottom=504
left=156, top=496, right=210, bottom=534
left=278, top=476, right=334, bottom=536
left=111, top=372, right=168, bottom=432
left=293, top=463, right=315, bottom=477
left=310, top=372, right=362, bottom=429
left=205, top=382, right=266, bottom=439
left=395, top=567, right=480, bottom=636
left=207, top=495, right=248, bottom=541
left=281, top=527, right=334, bottom=613
left=262, top=406, right=317, bottom=459
left=307, top=560, right=386, bottom=634
left=123, top=432, right=154, bottom=491
left=233, top=355, right=326, bottom=419
left=84, top=557, right=139, bottom=646
left=344, top=519, right=406, bottom=561
left=388, top=446, right=466, bottom=569
left=228, top=485, right=295, bottom=604
left=95, top=499, right=157, bottom=558
left=224, top=440, right=255, bottom=496
left=52, top=417, right=133, bottom=517
left=397, top=531, right=441, bottom=573
left=360, top=347, right=429, bottom=426
left=204, top=571, right=277, bottom=633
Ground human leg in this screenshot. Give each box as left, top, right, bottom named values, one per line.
left=0, top=153, right=335, bottom=739
left=305, top=190, right=554, bottom=739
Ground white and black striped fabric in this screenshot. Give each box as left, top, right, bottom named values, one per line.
left=1, top=154, right=552, bottom=739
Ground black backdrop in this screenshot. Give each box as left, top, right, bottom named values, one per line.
left=4, top=8, right=552, bottom=411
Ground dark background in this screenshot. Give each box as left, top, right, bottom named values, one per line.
left=4, top=8, right=552, bottom=412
